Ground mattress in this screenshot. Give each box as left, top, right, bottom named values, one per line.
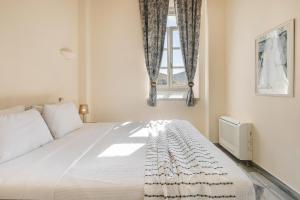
left=0, top=121, right=257, bottom=200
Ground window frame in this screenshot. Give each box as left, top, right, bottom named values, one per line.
left=158, top=15, right=187, bottom=91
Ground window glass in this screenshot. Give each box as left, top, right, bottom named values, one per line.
left=158, top=14, right=187, bottom=90
left=161, top=50, right=168, bottom=67
left=163, top=34, right=168, bottom=49
left=172, top=67, right=187, bottom=86
left=167, top=16, right=177, bottom=27
left=172, top=30, right=181, bottom=48
left=173, top=49, right=184, bottom=66
left=158, top=67, right=168, bottom=86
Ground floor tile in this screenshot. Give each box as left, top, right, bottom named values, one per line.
left=216, top=145, right=296, bottom=200
left=268, top=187, right=295, bottom=200
left=261, top=189, right=281, bottom=200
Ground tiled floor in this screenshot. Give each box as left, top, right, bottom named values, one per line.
left=237, top=162, right=295, bottom=200
left=216, top=146, right=297, bottom=200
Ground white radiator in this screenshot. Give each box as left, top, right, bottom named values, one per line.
left=219, top=116, right=253, bottom=160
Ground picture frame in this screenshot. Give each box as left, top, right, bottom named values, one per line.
left=255, top=19, right=295, bottom=97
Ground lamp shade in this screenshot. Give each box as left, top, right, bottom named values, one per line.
left=79, top=104, right=89, bottom=115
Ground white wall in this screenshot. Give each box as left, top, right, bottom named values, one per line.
left=0, top=0, right=79, bottom=107
left=224, top=0, right=300, bottom=192
left=206, top=0, right=226, bottom=142
left=0, top=0, right=224, bottom=139
left=79, top=0, right=91, bottom=106
left=80, top=0, right=209, bottom=133
left=0, top=0, right=223, bottom=137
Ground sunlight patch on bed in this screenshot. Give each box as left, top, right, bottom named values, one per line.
left=98, top=143, right=145, bottom=157
left=129, top=126, right=142, bottom=133
left=129, top=128, right=150, bottom=137
left=121, top=121, right=132, bottom=126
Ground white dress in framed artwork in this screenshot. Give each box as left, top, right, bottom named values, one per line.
left=255, top=19, right=295, bottom=96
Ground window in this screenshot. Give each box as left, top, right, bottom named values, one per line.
left=157, top=11, right=188, bottom=94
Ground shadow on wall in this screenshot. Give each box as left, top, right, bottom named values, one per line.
left=251, top=125, right=260, bottom=161
left=0, top=95, right=63, bottom=109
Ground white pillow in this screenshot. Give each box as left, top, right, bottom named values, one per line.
left=0, top=105, right=25, bottom=115
left=0, top=109, right=53, bottom=164
left=42, top=102, right=83, bottom=139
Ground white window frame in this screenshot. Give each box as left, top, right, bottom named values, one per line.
left=158, top=15, right=187, bottom=92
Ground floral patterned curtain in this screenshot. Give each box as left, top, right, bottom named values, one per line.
left=175, top=0, right=202, bottom=106
left=139, top=0, right=169, bottom=106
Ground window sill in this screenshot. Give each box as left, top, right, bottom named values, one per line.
left=157, top=91, right=199, bottom=101
left=158, top=97, right=185, bottom=101
left=158, top=97, right=200, bottom=101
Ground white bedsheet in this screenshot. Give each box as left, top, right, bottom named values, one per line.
left=0, top=121, right=255, bottom=200
left=0, top=122, right=147, bottom=200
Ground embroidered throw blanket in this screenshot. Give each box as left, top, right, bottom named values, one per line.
left=144, top=120, right=255, bottom=200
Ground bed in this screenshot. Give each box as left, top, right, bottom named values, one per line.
left=0, top=120, right=258, bottom=200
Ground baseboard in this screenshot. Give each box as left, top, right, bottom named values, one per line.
left=214, top=143, right=300, bottom=200
left=250, top=162, right=300, bottom=200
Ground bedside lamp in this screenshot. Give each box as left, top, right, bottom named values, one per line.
left=79, top=104, right=89, bottom=123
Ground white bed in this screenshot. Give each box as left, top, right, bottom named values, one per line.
left=0, top=121, right=257, bottom=200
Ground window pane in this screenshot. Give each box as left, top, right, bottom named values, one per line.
left=161, top=50, right=167, bottom=67
left=173, top=30, right=180, bottom=48
left=167, top=16, right=177, bottom=27
left=172, top=67, right=187, bottom=86
left=163, top=34, right=168, bottom=49
left=173, top=49, right=184, bottom=66
left=158, top=68, right=168, bottom=86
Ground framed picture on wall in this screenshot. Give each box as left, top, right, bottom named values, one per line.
left=255, top=19, right=295, bottom=96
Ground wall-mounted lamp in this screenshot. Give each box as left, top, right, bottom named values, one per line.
left=79, top=104, right=89, bottom=123
left=60, top=48, right=76, bottom=60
